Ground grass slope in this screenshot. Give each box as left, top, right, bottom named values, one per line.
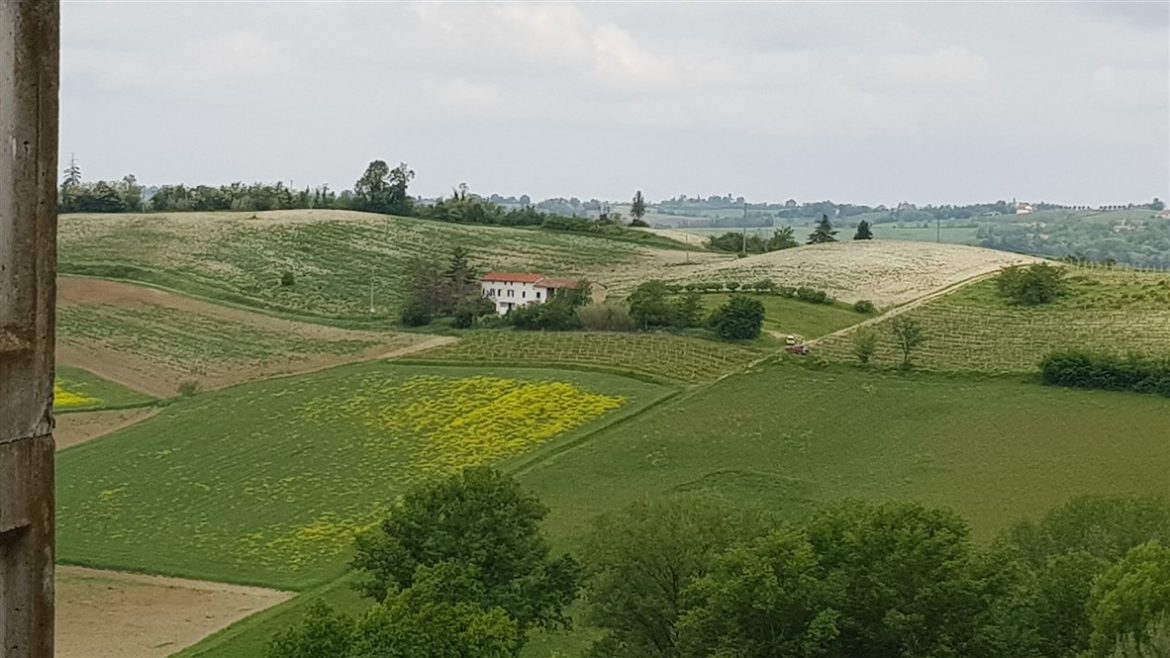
left=54, top=365, right=154, bottom=411
left=816, top=267, right=1170, bottom=372
left=59, top=210, right=679, bottom=324
left=410, top=331, right=762, bottom=384
left=521, top=364, right=1170, bottom=549
left=57, top=362, right=670, bottom=590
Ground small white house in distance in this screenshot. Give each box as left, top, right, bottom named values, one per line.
left=480, top=272, right=582, bottom=315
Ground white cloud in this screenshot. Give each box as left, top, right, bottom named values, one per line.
left=58, top=1, right=1168, bottom=205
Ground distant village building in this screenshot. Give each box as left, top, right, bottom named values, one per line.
left=481, top=273, right=602, bottom=315
left=1014, top=202, right=1034, bottom=215
left=1159, top=209, right=1170, bottom=220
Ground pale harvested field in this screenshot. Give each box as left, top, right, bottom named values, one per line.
left=57, top=566, right=291, bottom=658
left=57, top=278, right=449, bottom=397
left=647, top=241, right=1043, bottom=307
left=55, top=408, right=158, bottom=451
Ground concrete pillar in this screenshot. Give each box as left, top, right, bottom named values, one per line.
left=0, top=1, right=59, bottom=657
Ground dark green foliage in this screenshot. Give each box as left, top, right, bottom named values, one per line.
left=1040, top=351, right=1170, bottom=397
left=724, top=281, right=740, bottom=292
left=508, top=295, right=584, bottom=331
left=577, top=303, right=636, bottom=332
left=177, top=380, right=200, bottom=397
left=1001, top=496, right=1170, bottom=569
left=280, top=271, right=296, bottom=287
left=629, top=281, right=703, bottom=329
left=351, top=467, right=579, bottom=637
left=854, top=220, right=874, bottom=240
left=398, top=298, right=431, bottom=327
left=795, top=287, right=831, bottom=304
left=354, top=160, right=414, bottom=216
left=583, top=498, right=763, bottom=658
left=453, top=295, right=495, bottom=329
left=678, top=501, right=995, bottom=658
left=1090, top=542, right=1170, bottom=656
left=708, top=295, right=765, bottom=340
left=996, top=263, right=1069, bottom=306
left=629, top=218, right=649, bottom=227
left=265, top=601, right=354, bottom=658
left=853, top=299, right=876, bottom=314
left=707, top=227, right=799, bottom=254
left=749, top=279, right=776, bottom=293
left=807, top=214, right=838, bottom=244
left=767, top=226, right=799, bottom=251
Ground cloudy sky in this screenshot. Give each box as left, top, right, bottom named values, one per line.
left=61, top=1, right=1168, bottom=206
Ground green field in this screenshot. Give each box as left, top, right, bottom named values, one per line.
left=816, top=267, right=1170, bottom=372
left=59, top=210, right=676, bottom=324
left=54, top=365, right=154, bottom=411
left=57, top=362, right=671, bottom=589
left=871, top=225, right=980, bottom=244
left=412, top=331, right=762, bottom=384
left=180, top=362, right=1170, bottom=658
left=520, top=364, right=1170, bottom=549
left=696, top=293, right=864, bottom=339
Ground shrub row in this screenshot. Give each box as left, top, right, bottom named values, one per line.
left=1040, top=350, right=1170, bottom=396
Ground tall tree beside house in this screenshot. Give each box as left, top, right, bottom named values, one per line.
left=807, top=214, right=838, bottom=244
left=444, top=246, right=478, bottom=299
left=630, top=190, right=648, bottom=226
left=854, top=220, right=874, bottom=240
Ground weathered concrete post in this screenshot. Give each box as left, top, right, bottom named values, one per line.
left=0, top=1, right=59, bottom=657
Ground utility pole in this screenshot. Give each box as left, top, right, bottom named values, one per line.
left=936, top=217, right=941, bottom=243
left=369, top=264, right=375, bottom=314
left=1, top=2, right=60, bottom=657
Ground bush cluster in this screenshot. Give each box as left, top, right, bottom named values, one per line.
left=1040, top=351, right=1170, bottom=396
left=997, top=263, right=1068, bottom=306
left=852, top=299, right=876, bottom=314
left=794, top=287, right=830, bottom=304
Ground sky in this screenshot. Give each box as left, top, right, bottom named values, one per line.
left=61, top=1, right=1169, bottom=206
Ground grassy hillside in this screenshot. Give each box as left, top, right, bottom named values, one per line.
left=695, top=293, right=864, bottom=339
left=58, top=210, right=685, bottom=324
left=816, top=267, right=1170, bottom=372
left=57, top=362, right=670, bottom=590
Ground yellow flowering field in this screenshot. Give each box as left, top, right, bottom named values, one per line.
left=57, top=363, right=670, bottom=589
left=52, top=366, right=154, bottom=411
left=54, top=382, right=99, bottom=409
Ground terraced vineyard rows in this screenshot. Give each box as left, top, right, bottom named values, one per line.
left=816, top=268, right=1170, bottom=373
left=413, top=332, right=762, bottom=383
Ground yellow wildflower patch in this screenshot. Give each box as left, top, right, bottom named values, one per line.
left=54, top=382, right=99, bottom=409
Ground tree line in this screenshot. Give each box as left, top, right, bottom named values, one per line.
left=268, top=467, right=1170, bottom=658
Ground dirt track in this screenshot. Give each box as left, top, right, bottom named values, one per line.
left=57, top=566, right=291, bottom=658
left=55, top=408, right=158, bottom=451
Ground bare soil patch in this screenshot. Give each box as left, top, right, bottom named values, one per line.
left=55, top=408, right=158, bottom=451
left=56, top=566, right=291, bottom=658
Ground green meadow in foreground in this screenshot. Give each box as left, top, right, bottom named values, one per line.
left=696, top=292, right=863, bottom=339
left=57, top=362, right=670, bottom=589
left=178, top=363, right=1170, bottom=658
left=520, top=363, right=1170, bottom=547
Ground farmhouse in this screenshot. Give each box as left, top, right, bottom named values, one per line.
left=481, top=272, right=583, bottom=315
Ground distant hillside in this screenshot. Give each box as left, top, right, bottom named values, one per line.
left=59, top=210, right=710, bottom=324
left=646, top=241, right=1041, bottom=307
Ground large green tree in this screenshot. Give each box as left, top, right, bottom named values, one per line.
left=351, top=467, right=578, bottom=638
left=1090, top=542, right=1170, bottom=656
left=583, top=498, right=763, bottom=658
left=708, top=295, right=765, bottom=340
left=354, top=160, right=414, bottom=215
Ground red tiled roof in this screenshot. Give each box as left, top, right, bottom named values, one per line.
left=482, top=272, right=545, bottom=283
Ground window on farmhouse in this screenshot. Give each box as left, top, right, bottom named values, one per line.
left=536, top=292, right=541, bottom=299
